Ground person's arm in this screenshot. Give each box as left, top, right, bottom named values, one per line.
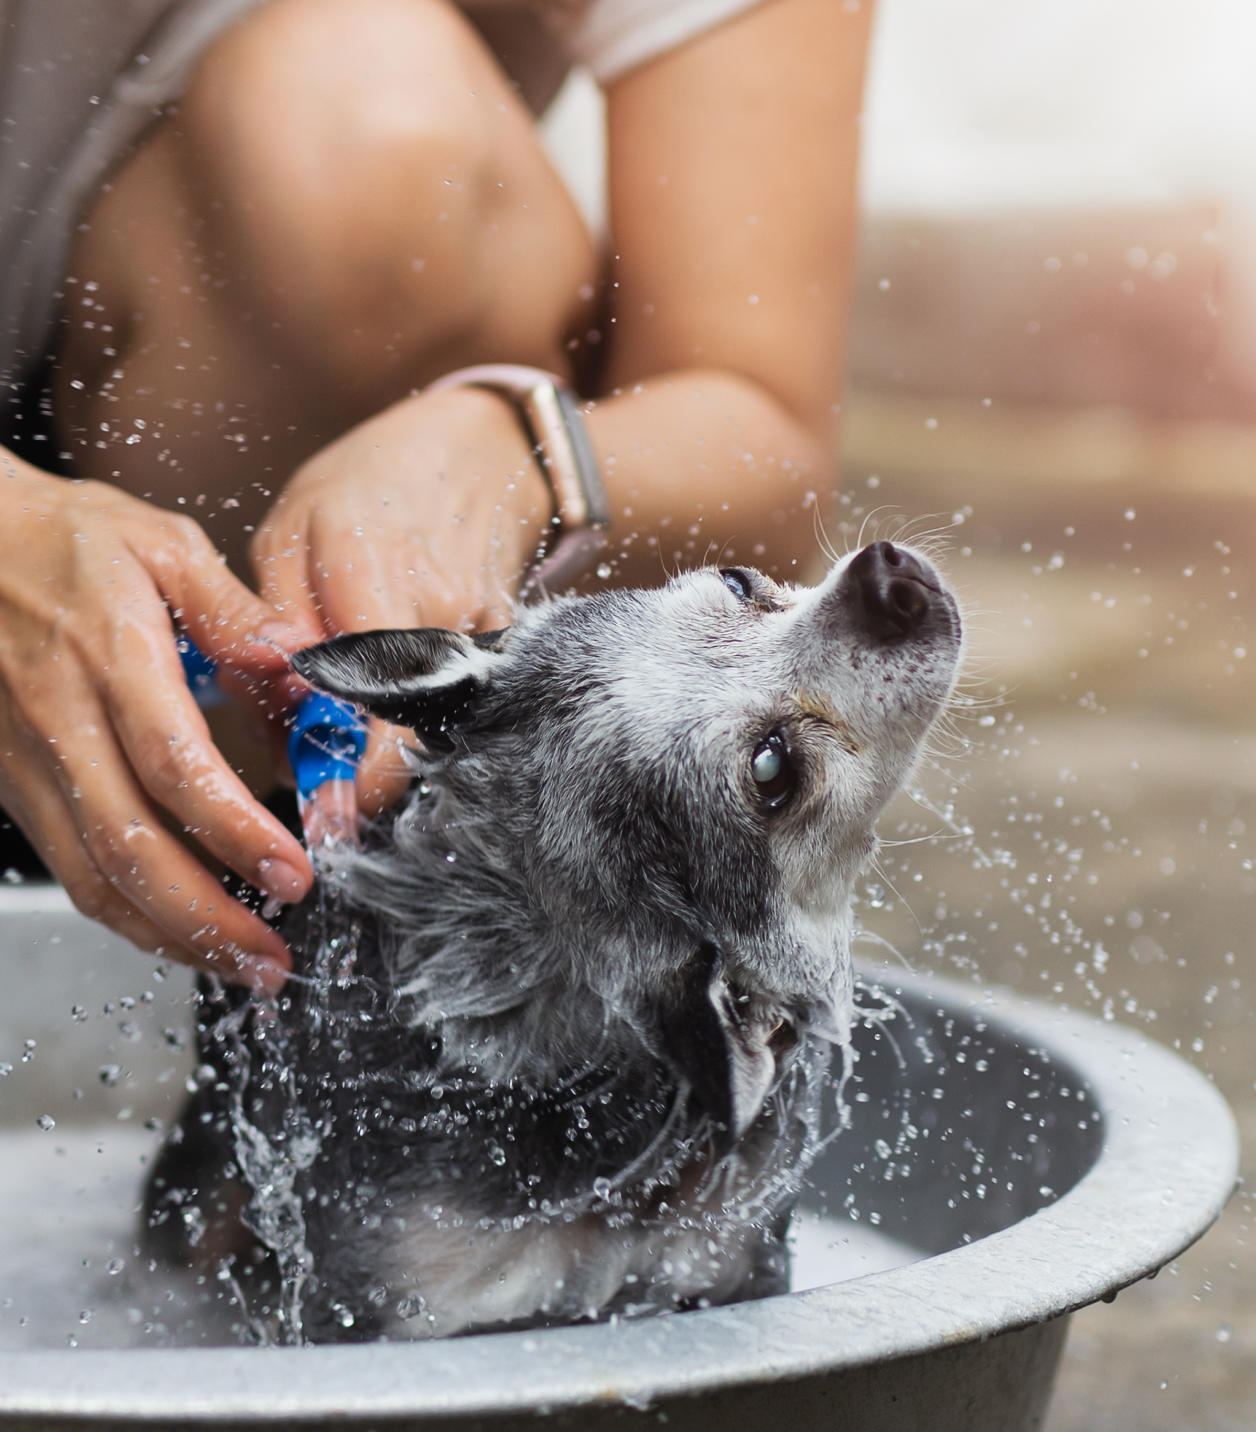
left=586, top=0, right=872, bottom=582
left=0, top=449, right=315, bottom=991
left=251, top=0, right=872, bottom=803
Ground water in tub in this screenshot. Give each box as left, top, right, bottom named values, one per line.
left=0, top=885, right=917, bottom=1349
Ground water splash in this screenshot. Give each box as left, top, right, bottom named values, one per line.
left=205, top=880, right=373, bottom=1345
left=213, top=994, right=319, bottom=1346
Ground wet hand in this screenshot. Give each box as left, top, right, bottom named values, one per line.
left=0, top=454, right=318, bottom=992
left=251, top=385, right=549, bottom=813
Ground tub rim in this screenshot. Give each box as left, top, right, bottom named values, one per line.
left=0, top=960, right=1239, bottom=1423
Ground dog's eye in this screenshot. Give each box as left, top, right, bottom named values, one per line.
left=750, top=732, right=795, bottom=809
left=720, top=568, right=754, bottom=601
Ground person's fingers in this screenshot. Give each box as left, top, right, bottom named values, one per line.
left=141, top=508, right=319, bottom=706
left=74, top=783, right=294, bottom=983
left=355, top=719, right=417, bottom=817
left=477, top=579, right=515, bottom=635
left=96, top=615, right=312, bottom=907
left=250, top=497, right=324, bottom=630
left=110, top=506, right=313, bottom=898
left=2, top=774, right=174, bottom=953
left=293, top=514, right=523, bottom=813
left=297, top=520, right=457, bottom=815
left=304, top=507, right=446, bottom=633
left=28, top=672, right=296, bottom=971
left=2, top=752, right=287, bottom=996
left=133, top=503, right=321, bottom=817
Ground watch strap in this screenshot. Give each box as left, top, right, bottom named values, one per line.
left=426, top=363, right=609, bottom=597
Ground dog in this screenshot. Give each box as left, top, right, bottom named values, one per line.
left=142, top=540, right=962, bottom=1344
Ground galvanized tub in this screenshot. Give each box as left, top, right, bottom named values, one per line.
left=0, top=887, right=1238, bottom=1431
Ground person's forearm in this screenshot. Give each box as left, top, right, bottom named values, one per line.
left=582, top=367, right=831, bottom=587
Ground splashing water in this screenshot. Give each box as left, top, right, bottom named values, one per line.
left=214, top=998, right=319, bottom=1345
left=204, top=882, right=369, bottom=1345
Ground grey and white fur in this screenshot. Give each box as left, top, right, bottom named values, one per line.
left=143, top=541, right=962, bottom=1344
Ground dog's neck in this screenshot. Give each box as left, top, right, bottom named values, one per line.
left=327, top=780, right=648, bottom=1088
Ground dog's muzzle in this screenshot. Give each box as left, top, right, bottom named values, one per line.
left=846, top=541, right=947, bottom=640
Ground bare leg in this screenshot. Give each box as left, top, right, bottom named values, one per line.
left=55, top=0, right=598, bottom=578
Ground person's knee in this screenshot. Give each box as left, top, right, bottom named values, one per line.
left=179, top=0, right=504, bottom=338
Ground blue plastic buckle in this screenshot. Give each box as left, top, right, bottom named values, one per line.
left=177, top=635, right=228, bottom=710
left=177, top=635, right=365, bottom=796
left=287, top=691, right=367, bottom=798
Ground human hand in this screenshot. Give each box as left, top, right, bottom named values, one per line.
left=0, top=453, right=317, bottom=993
left=251, top=384, right=549, bottom=812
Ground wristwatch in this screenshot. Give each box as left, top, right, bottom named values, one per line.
left=426, top=364, right=610, bottom=598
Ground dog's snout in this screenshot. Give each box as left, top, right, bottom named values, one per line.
left=847, top=541, right=936, bottom=639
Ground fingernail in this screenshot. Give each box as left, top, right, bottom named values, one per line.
left=256, top=857, right=309, bottom=904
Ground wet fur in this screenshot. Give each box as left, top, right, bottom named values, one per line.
left=144, top=548, right=961, bottom=1343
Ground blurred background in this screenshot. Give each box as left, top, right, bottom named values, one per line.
left=3, top=0, right=1256, bottom=1417
left=847, top=1, right=1256, bottom=1426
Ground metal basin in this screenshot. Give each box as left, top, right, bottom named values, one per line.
left=0, top=888, right=1238, bottom=1431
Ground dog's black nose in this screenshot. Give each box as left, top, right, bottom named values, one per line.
left=847, top=541, right=936, bottom=638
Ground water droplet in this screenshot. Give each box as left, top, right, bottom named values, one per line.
left=333, top=1303, right=355, bottom=1327
left=98, top=1065, right=120, bottom=1087
left=36, top=1115, right=55, bottom=1131
left=107, top=1259, right=124, bottom=1275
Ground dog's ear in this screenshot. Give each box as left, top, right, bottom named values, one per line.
left=656, top=943, right=787, bottom=1158
left=291, top=627, right=508, bottom=753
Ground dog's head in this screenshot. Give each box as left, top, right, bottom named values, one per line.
left=293, top=542, right=961, bottom=1150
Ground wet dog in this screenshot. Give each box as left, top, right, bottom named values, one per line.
left=143, top=542, right=962, bottom=1343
